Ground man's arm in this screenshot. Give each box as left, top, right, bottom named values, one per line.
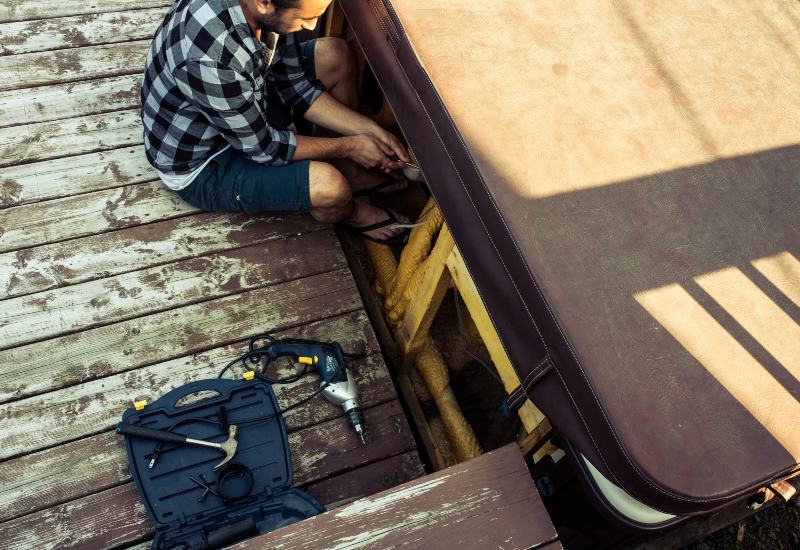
left=303, top=92, right=410, bottom=164
left=293, top=134, right=404, bottom=172
left=302, top=91, right=373, bottom=136
left=269, top=34, right=409, bottom=166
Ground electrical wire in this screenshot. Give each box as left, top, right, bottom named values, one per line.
left=453, top=288, right=504, bottom=386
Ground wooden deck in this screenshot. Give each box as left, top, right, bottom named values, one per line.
left=0, top=2, right=424, bottom=548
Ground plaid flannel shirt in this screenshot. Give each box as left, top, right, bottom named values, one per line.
left=141, top=0, right=323, bottom=174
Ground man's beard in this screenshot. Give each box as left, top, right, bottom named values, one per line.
left=259, top=10, right=292, bottom=34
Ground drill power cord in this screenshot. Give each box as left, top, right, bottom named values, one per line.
left=147, top=335, right=365, bottom=468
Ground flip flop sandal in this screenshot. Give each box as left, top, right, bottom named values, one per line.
left=345, top=206, right=420, bottom=245
left=352, top=177, right=410, bottom=198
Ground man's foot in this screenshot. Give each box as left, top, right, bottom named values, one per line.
left=344, top=200, right=414, bottom=245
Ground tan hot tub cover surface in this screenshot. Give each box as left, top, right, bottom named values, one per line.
left=341, top=0, right=800, bottom=519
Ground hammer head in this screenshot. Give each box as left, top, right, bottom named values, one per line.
left=212, top=425, right=238, bottom=470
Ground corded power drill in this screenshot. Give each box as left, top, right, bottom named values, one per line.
left=264, top=339, right=366, bottom=445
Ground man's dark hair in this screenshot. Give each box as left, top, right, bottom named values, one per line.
left=271, top=0, right=301, bottom=8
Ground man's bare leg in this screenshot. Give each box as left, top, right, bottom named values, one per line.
left=312, top=37, right=407, bottom=196
left=313, top=37, right=359, bottom=110
left=308, top=161, right=409, bottom=242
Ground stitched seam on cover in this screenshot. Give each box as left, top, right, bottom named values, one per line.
left=508, top=357, right=552, bottom=410
left=508, top=387, right=527, bottom=409
left=508, top=357, right=551, bottom=409
left=525, top=358, right=552, bottom=389
left=520, top=355, right=550, bottom=387
left=370, top=1, right=397, bottom=49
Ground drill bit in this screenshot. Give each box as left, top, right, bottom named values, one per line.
left=347, top=408, right=366, bottom=445
left=355, top=424, right=366, bottom=445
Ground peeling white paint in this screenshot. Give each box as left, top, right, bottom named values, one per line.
left=334, top=475, right=452, bottom=519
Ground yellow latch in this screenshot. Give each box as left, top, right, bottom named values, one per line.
left=134, top=400, right=148, bottom=411
left=243, top=370, right=255, bottom=381
left=298, top=356, right=314, bottom=365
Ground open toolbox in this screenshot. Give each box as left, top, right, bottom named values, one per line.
left=120, top=378, right=324, bottom=550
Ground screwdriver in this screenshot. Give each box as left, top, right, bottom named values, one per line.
left=388, top=154, right=420, bottom=171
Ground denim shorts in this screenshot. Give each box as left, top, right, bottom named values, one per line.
left=177, top=148, right=312, bottom=213
left=177, top=40, right=317, bottom=213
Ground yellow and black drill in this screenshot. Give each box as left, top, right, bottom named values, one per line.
left=265, top=339, right=366, bottom=445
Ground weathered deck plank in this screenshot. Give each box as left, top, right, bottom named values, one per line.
left=0, top=9, right=167, bottom=55
left=0, top=212, right=323, bottom=300
left=0, top=267, right=359, bottom=403
left=0, top=146, right=154, bottom=208
left=0, top=40, right=149, bottom=91
left=0, top=75, right=141, bottom=129
left=0, top=231, right=340, bottom=348
left=0, top=0, right=171, bottom=23
left=1, top=484, right=150, bottom=550
left=236, top=444, right=559, bottom=550
left=0, top=108, right=141, bottom=167
left=305, top=451, right=427, bottom=509
left=0, top=181, right=194, bottom=254
left=0, top=401, right=417, bottom=550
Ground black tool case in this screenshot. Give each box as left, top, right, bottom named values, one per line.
left=120, top=378, right=323, bottom=549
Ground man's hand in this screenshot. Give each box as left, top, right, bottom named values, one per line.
left=343, top=134, right=404, bottom=173
left=364, top=125, right=409, bottom=165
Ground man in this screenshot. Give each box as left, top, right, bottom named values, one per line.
left=141, top=0, right=413, bottom=244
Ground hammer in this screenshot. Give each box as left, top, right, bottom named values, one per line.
left=116, top=423, right=238, bottom=470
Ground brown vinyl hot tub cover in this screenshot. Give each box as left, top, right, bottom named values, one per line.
left=341, top=0, right=800, bottom=516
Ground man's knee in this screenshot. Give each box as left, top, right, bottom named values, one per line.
left=314, top=37, right=356, bottom=83
left=309, top=161, right=351, bottom=208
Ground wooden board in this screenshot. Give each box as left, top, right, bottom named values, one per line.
left=234, top=444, right=560, bottom=550
left=0, top=108, right=142, bottom=167
left=305, top=451, right=426, bottom=509
left=0, top=266, right=359, bottom=403
left=0, top=146, right=154, bottom=208
left=0, top=0, right=171, bottom=23
left=0, top=40, right=149, bottom=91
left=0, top=231, right=341, bottom=348
left=0, top=9, right=168, bottom=55
left=0, top=212, right=323, bottom=300
left=0, top=180, right=195, bottom=254
left=0, top=75, right=141, bottom=129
